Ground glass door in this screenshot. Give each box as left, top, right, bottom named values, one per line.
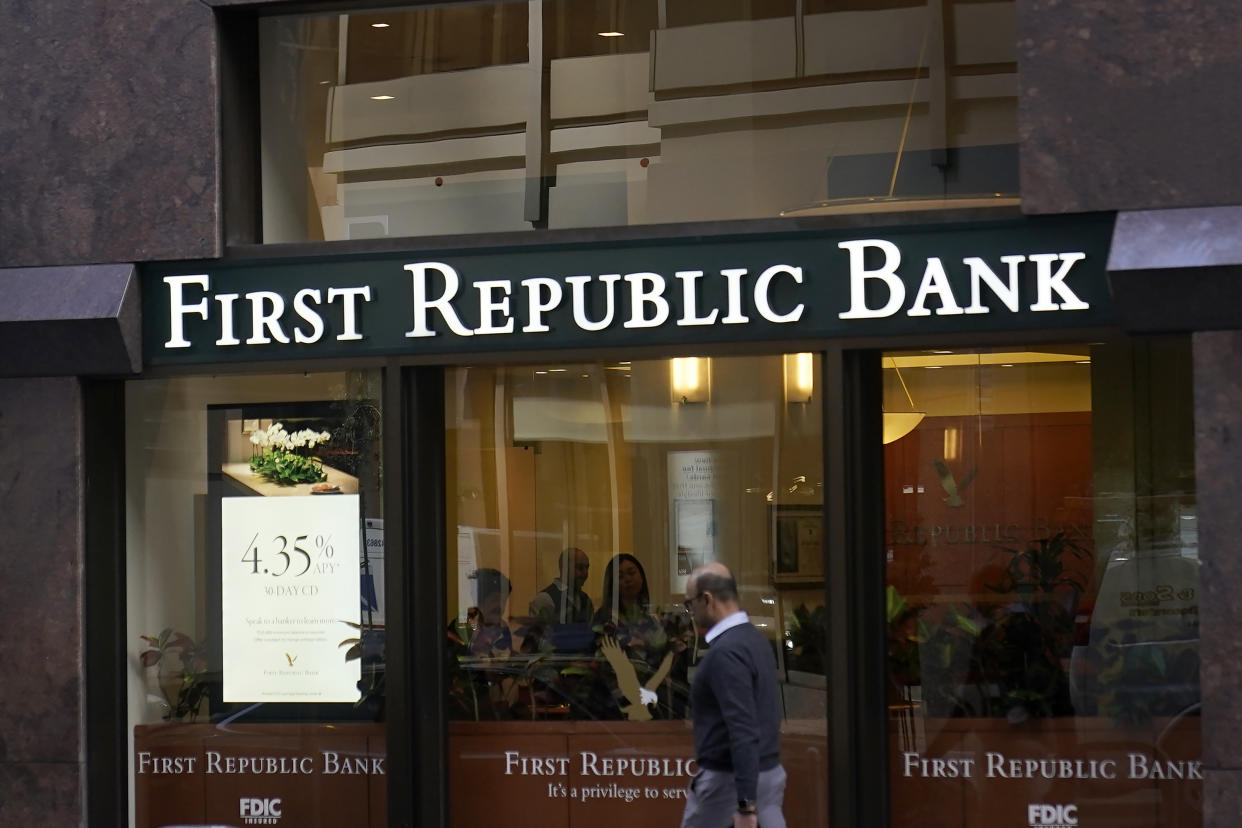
left=883, top=340, right=1200, bottom=828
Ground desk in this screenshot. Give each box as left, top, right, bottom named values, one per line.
left=221, top=461, right=359, bottom=497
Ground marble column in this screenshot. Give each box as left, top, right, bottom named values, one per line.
left=1194, top=331, right=1242, bottom=825
left=0, top=378, right=84, bottom=827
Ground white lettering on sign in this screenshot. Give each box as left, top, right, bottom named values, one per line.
left=200, top=752, right=316, bottom=775
left=1028, top=803, right=1077, bottom=827
left=837, top=241, right=1089, bottom=320
left=837, top=239, right=905, bottom=319
left=321, top=751, right=386, bottom=775
left=240, top=796, right=283, bottom=825
left=675, top=270, right=718, bottom=326
left=499, top=750, right=697, bottom=779
left=405, top=261, right=474, bottom=337
left=163, top=274, right=375, bottom=349
left=159, top=241, right=1095, bottom=351
left=164, top=274, right=210, bottom=348
left=900, top=750, right=1202, bottom=781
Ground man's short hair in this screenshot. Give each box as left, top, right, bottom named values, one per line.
left=472, top=567, right=512, bottom=605
left=695, top=569, right=738, bottom=602
left=558, top=547, right=584, bottom=570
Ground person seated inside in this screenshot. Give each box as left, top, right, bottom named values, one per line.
left=466, top=567, right=514, bottom=658
left=530, top=547, right=594, bottom=623
left=528, top=547, right=595, bottom=652
left=591, top=553, right=688, bottom=718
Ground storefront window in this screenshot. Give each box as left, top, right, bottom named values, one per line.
left=444, top=354, right=829, bottom=826
left=260, top=0, right=1018, bottom=242
left=883, top=340, right=1201, bottom=827
left=125, top=370, right=385, bottom=828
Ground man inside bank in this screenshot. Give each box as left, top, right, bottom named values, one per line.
left=528, top=547, right=595, bottom=652
left=530, top=546, right=594, bottom=624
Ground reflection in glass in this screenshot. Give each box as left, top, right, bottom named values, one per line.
left=260, top=0, right=1018, bottom=242
left=445, top=355, right=828, bottom=827
left=125, top=371, right=386, bottom=828
left=883, top=342, right=1201, bottom=828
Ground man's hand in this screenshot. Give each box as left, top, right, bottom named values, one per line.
left=733, top=811, right=758, bottom=828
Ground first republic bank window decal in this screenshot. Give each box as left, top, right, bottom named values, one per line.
left=142, top=215, right=1117, bottom=365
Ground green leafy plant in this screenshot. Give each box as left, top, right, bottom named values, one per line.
left=971, top=532, right=1090, bottom=720
left=248, top=422, right=331, bottom=485
left=339, top=621, right=386, bottom=715
left=785, top=603, right=828, bottom=674
left=886, top=585, right=925, bottom=689
left=138, top=628, right=209, bottom=721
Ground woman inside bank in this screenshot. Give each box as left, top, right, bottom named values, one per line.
left=593, top=554, right=690, bottom=718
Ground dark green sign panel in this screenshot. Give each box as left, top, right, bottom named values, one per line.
left=142, top=214, right=1115, bottom=366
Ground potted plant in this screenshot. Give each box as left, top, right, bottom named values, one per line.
left=138, top=628, right=210, bottom=721
left=248, top=422, right=333, bottom=485
left=970, top=531, right=1090, bottom=721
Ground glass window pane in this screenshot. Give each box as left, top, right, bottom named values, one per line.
left=883, top=341, right=1201, bottom=828
left=126, top=371, right=386, bottom=828
left=259, top=0, right=1018, bottom=243
left=445, top=355, right=829, bottom=827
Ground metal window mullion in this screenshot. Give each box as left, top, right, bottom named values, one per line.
left=824, top=347, right=889, bottom=828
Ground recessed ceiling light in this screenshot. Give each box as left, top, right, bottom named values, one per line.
left=319, top=80, right=331, bottom=85
left=370, top=95, right=395, bottom=101
left=1076, top=360, right=1091, bottom=364
left=549, top=368, right=567, bottom=372
left=535, top=370, right=547, bottom=375
left=1001, top=363, right=1015, bottom=368
left=597, top=31, right=624, bottom=37
left=925, top=365, right=943, bottom=369
left=931, top=350, right=953, bottom=355
left=371, top=22, right=390, bottom=28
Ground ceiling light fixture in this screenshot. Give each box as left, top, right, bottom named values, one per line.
left=671, top=357, right=710, bottom=404
left=783, top=352, right=814, bottom=404
left=883, top=357, right=925, bottom=444
left=371, top=22, right=390, bottom=28
left=370, top=95, right=395, bottom=101
left=598, top=31, right=624, bottom=37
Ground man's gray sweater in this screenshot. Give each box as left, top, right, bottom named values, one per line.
left=691, top=621, right=782, bottom=801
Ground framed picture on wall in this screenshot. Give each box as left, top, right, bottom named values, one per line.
left=770, top=504, right=824, bottom=584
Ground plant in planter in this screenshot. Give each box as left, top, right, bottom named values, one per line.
left=338, top=620, right=386, bottom=717
left=971, top=532, right=1090, bottom=721
left=886, top=585, right=925, bottom=691
left=249, top=422, right=333, bottom=485
left=785, top=602, right=828, bottom=675
left=138, top=628, right=210, bottom=721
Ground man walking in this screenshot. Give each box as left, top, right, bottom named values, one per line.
left=682, top=562, right=786, bottom=828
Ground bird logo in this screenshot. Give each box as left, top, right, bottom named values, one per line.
left=933, top=459, right=977, bottom=507
left=285, top=653, right=298, bottom=666
left=600, top=636, right=675, bottom=722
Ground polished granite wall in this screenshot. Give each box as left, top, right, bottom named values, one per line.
left=0, top=378, right=83, bottom=827
left=0, top=0, right=217, bottom=267
left=1194, top=331, right=1242, bottom=825
left=1017, top=0, right=1242, bottom=213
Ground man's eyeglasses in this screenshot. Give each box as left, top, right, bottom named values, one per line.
left=683, top=592, right=705, bottom=611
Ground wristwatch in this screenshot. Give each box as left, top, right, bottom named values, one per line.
left=737, top=799, right=758, bottom=815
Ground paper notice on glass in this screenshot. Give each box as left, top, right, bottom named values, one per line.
left=362, top=518, right=385, bottom=626
left=221, top=495, right=361, bottom=702
left=668, top=450, right=732, bottom=592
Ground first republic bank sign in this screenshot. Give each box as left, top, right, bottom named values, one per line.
left=142, top=215, right=1116, bottom=365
